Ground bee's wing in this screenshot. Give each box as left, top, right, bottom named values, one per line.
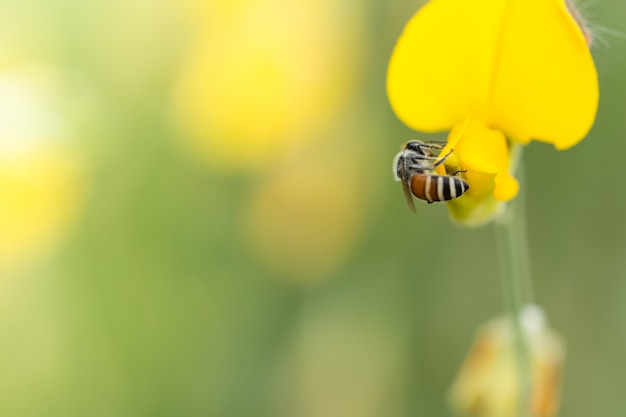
left=395, top=150, right=416, bottom=213
left=400, top=176, right=416, bottom=213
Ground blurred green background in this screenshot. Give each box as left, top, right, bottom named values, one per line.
left=1, top=0, right=625, bottom=416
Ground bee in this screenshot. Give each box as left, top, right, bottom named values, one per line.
left=393, top=140, right=470, bottom=212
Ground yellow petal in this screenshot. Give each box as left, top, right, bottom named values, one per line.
left=387, top=0, right=505, bottom=131
left=387, top=0, right=598, bottom=148
left=450, top=119, right=519, bottom=202
left=488, top=0, right=598, bottom=148
left=494, top=172, right=519, bottom=201
left=453, top=119, right=507, bottom=174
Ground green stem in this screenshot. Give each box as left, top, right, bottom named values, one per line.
left=495, top=146, right=534, bottom=417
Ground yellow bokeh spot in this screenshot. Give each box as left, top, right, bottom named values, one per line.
left=387, top=0, right=598, bottom=148
left=171, top=0, right=364, bottom=170
left=242, top=162, right=362, bottom=285
left=0, top=66, right=84, bottom=272
left=240, top=127, right=372, bottom=285
left=0, top=152, right=83, bottom=271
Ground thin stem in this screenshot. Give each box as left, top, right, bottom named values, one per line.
left=509, top=150, right=534, bottom=304
left=495, top=146, right=534, bottom=417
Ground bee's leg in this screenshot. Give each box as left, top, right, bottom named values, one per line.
left=408, top=153, right=438, bottom=171
left=417, top=142, right=446, bottom=154
left=421, top=140, right=447, bottom=147
left=431, top=149, right=454, bottom=169
left=449, top=169, right=467, bottom=176
left=411, top=154, right=439, bottom=161
left=405, top=140, right=446, bottom=148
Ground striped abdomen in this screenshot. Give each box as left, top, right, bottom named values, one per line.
left=409, top=174, right=469, bottom=203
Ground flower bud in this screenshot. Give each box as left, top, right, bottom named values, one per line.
left=449, top=305, right=565, bottom=417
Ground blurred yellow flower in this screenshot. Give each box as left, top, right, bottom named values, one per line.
left=241, top=129, right=369, bottom=285
left=387, top=0, right=598, bottom=225
left=0, top=66, right=84, bottom=273
left=171, top=0, right=364, bottom=170
left=173, top=0, right=371, bottom=282
left=449, top=305, right=564, bottom=417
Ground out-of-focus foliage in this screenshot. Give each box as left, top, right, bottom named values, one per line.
left=1, top=0, right=626, bottom=416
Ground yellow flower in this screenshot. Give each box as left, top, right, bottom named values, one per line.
left=387, top=0, right=598, bottom=225
left=449, top=305, right=565, bottom=417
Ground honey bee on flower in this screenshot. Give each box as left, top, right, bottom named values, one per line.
left=386, top=0, right=598, bottom=226
left=393, top=140, right=469, bottom=210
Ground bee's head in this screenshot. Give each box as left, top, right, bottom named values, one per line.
left=405, top=140, right=426, bottom=155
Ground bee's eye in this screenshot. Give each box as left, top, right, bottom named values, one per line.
left=406, top=141, right=420, bottom=151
